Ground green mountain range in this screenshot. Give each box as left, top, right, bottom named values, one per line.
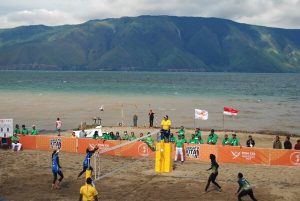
left=0, top=15, right=300, bottom=72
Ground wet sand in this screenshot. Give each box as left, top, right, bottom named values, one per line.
left=0, top=150, right=299, bottom=201
left=1, top=91, right=300, bottom=135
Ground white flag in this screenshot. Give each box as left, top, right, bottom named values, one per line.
left=195, top=109, right=208, bottom=120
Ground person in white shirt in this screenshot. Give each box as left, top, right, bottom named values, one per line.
left=56, top=118, right=62, bottom=136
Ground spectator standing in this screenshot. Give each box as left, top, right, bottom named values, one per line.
left=148, top=110, right=155, bottom=127
left=246, top=135, right=255, bottom=147
left=11, top=133, right=22, bottom=151
left=14, top=124, right=21, bottom=134
left=56, top=118, right=62, bottom=136
left=194, top=128, right=202, bottom=141
left=273, top=136, right=282, bottom=149
left=160, top=115, right=171, bottom=141
left=294, top=139, right=300, bottom=150
left=79, top=178, right=99, bottom=201
left=31, top=125, right=38, bottom=135
left=133, top=114, right=138, bottom=127
left=79, top=128, right=86, bottom=138
left=174, top=135, right=185, bottom=163
left=92, top=131, right=100, bottom=139
left=21, top=125, right=29, bottom=135
left=177, top=126, right=185, bottom=136
left=284, top=136, right=292, bottom=149
left=71, top=132, right=76, bottom=138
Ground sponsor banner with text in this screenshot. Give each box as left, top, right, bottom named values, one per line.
left=218, top=146, right=270, bottom=165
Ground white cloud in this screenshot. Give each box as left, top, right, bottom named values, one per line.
left=0, top=0, right=299, bottom=29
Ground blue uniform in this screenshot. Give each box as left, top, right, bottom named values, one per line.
left=52, top=154, right=60, bottom=173
left=83, top=152, right=93, bottom=168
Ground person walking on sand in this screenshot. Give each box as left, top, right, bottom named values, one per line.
left=78, top=145, right=99, bottom=178
left=236, top=172, right=257, bottom=201
left=51, top=149, right=64, bottom=189
left=56, top=118, right=62, bottom=136
left=205, top=154, right=222, bottom=192
left=148, top=109, right=155, bottom=127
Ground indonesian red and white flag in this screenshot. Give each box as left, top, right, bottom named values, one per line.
left=223, top=107, right=240, bottom=116
left=195, top=109, right=208, bottom=120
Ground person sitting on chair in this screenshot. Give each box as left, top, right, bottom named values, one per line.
left=11, top=133, right=22, bottom=151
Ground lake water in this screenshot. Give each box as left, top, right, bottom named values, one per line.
left=0, top=71, right=300, bottom=134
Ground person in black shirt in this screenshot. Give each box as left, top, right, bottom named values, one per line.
left=246, top=135, right=255, bottom=147
left=284, top=136, right=292, bottom=149
left=149, top=109, right=155, bottom=127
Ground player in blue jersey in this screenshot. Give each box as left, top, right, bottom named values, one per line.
left=236, top=172, right=257, bottom=201
left=77, top=145, right=99, bottom=178
left=51, top=149, right=64, bottom=189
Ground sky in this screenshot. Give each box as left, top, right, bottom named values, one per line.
left=0, top=0, right=299, bottom=29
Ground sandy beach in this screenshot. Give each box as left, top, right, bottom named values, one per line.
left=1, top=91, right=300, bottom=135
left=0, top=149, right=299, bottom=201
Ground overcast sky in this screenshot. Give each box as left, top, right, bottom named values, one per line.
left=0, top=0, right=299, bottom=29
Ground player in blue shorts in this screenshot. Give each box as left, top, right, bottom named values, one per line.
left=51, top=149, right=64, bottom=189
left=77, top=145, right=99, bottom=178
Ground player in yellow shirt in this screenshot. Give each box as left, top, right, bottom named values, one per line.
left=160, top=115, right=171, bottom=141
left=79, top=178, right=99, bottom=201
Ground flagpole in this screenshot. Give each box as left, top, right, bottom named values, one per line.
left=222, top=113, right=225, bottom=134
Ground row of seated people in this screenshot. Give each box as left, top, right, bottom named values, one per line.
left=14, top=124, right=39, bottom=135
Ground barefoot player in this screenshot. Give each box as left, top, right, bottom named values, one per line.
left=77, top=145, right=99, bottom=178
left=205, top=154, right=222, bottom=192
left=51, top=149, right=64, bottom=189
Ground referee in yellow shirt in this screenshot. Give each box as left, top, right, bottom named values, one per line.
left=79, top=178, right=99, bottom=201
left=161, top=115, right=171, bottom=141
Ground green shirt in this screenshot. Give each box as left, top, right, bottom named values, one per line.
left=21, top=129, right=29, bottom=135
left=11, top=135, right=20, bottom=143
left=175, top=138, right=185, bottom=148
left=145, top=136, right=154, bottom=145
left=102, top=133, right=110, bottom=140
left=122, top=135, right=130, bottom=140
left=229, top=138, right=240, bottom=146
left=177, top=129, right=185, bottom=136
left=189, top=138, right=197, bottom=144
left=129, top=136, right=137, bottom=141
left=222, top=138, right=230, bottom=145
left=14, top=128, right=21, bottom=134
left=31, top=129, right=38, bottom=135
left=194, top=132, right=202, bottom=140
left=207, top=133, right=218, bottom=145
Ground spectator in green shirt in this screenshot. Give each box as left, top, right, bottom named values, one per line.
left=92, top=131, right=100, bottom=139
left=194, top=128, right=202, bottom=140
left=129, top=132, right=137, bottom=141
left=14, top=124, right=21, bottom=134
left=101, top=133, right=110, bottom=140
left=31, top=125, right=39, bottom=135
left=177, top=126, right=185, bottom=136
left=174, top=135, right=185, bottom=163
left=122, top=131, right=130, bottom=140
left=207, top=129, right=218, bottom=145
left=139, top=133, right=144, bottom=141
left=109, top=132, right=116, bottom=140
left=21, top=124, right=29, bottom=135
left=222, top=134, right=231, bottom=146
left=145, top=134, right=155, bottom=151
left=229, top=133, right=241, bottom=147
left=189, top=134, right=198, bottom=144
left=11, top=133, right=22, bottom=151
